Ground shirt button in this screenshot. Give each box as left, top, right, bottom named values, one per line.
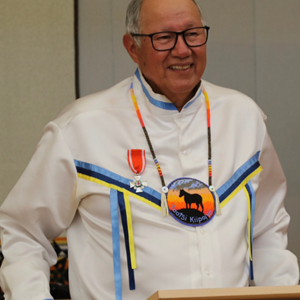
left=182, top=150, right=187, bottom=155
left=206, top=271, right=211, bottom=276
left=200, top=229, right=205, bottom=234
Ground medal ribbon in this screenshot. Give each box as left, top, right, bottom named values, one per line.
left=130, top=85, right=166, bottom=189
left=127, top=149, right=146, bottom=174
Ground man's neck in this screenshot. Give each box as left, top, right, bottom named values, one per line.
left=141, top=73, right=201, bottom=111
left=169, top=83, right=201, bottom=112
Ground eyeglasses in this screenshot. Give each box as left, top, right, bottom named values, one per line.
left=131, top=26, right=210, bottom=51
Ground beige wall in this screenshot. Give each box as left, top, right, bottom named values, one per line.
left=78, top=0, right=300, bottom=262
left=0, top=1, right=75, bottom=203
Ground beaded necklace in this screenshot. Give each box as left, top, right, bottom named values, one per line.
left=130, top=82, right=221, bottom=216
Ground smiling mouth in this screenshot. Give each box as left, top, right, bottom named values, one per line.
left=169, top=64, right=192, bottom=70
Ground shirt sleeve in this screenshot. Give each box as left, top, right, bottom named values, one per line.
left=0, top=122, right=79, bottom=300
left=252, top=130, right=299, bottom=285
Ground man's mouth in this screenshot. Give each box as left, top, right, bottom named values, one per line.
left=169, top=64, right=192, bottom=70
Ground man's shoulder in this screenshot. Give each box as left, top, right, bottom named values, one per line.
left=202, top=80, right=266, bottom=119
left=53, top=77, right=133, bottom=129
left=202, top=80, right=252, bottom=101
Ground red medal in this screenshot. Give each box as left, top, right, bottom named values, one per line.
left=128, top=149, right=147, bottom=193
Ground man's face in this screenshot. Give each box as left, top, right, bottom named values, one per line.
left=133, top=0, right=207, bottom=104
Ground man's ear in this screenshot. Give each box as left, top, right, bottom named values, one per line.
left=123, top=34, right=140, bottom=64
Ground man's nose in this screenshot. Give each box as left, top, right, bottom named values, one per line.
left=172, top=34, right=191, bottom=57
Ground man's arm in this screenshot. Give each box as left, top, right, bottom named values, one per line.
left=252, top=130, right=299, bottom=285
left=0, top=122, right=79, bottom=300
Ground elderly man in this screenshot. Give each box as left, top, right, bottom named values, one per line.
left=0, top=0, right=298, bottom=299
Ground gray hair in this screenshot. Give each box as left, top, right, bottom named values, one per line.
left=125, top=0, right=205, bottom=36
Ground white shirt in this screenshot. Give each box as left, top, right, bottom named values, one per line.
left=0, top=69, right=298, bottom=300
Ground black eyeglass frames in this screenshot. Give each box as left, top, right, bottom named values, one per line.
left=131, top=26, right=210, bottom=51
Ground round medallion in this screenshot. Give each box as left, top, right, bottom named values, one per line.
left=167, top=177, right=216, bottom=227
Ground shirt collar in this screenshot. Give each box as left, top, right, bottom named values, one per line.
left=132, top=68, right=203, bottom=115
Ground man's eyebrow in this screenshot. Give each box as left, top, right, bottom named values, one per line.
left=159, top=23, right=200, bottom=32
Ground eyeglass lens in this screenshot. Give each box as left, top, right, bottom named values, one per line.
left=152, top=27, right=208, bottom=50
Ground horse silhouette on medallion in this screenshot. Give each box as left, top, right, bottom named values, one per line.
left=179, top=189, right=204, bottom=212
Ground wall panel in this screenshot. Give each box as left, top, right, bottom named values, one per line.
left=0, top=0, right=75, bottom=203
left=200, top=0, right=256, bottom=99
left=78, top=0, right=114, bottom=96
left=112, top=0, right=137, bottom=84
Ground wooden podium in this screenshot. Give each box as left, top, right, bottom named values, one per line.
left=147, top=286, right=300, bottom=300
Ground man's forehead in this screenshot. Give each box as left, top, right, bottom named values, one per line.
left=140, top=0, right=202, bottom=31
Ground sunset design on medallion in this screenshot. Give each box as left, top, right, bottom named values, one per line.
left=167, top=178, right=216, bottom=226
